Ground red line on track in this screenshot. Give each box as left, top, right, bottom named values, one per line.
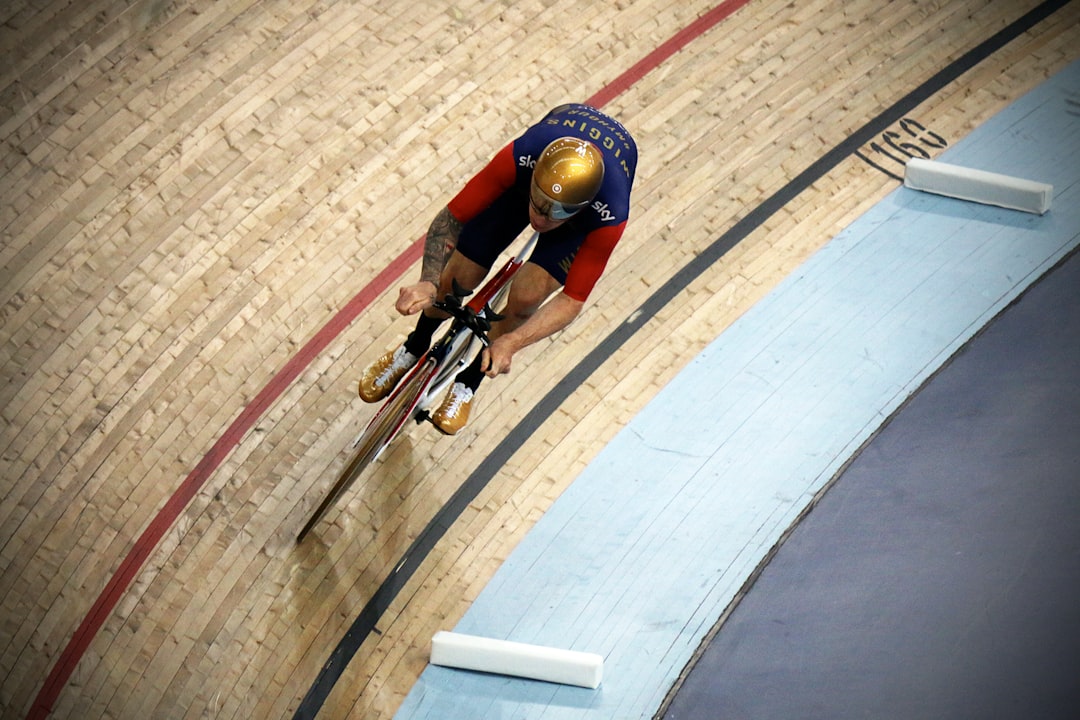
left=29, top=2, right=749, bottom=716
left=587, top=0, right=751, bottom=108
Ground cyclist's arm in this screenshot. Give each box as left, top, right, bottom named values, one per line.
left=563, top=222, right=625, bottom=301
left=484, top=222, right=624, bottom=373
left=446, top=142, right=516, bottom=222
left=419, top=206, right=463, bottom=285
left=396, top=207, right=463, bottom=315
left=506, top=292, right=584, bottom=347
left=398, top=144, right=516, bottom=315
left=482, top=292, right=583, bottom=376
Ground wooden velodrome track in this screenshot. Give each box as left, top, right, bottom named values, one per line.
left=2, top=0, right=1078, bottom=717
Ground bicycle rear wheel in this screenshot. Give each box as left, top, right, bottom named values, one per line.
left=297, top=357, right=437, bottom=542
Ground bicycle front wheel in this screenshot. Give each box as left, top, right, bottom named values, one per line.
left=297, top=357, right=437, bottom=542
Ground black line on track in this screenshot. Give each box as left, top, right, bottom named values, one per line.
left=292, top=2, right=1072, bottom=716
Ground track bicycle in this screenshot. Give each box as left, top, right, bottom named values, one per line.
left=297, top=231, right=540, bottom=542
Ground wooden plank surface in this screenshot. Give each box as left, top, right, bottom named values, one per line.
left=2, top=0, right=1077, bottom=718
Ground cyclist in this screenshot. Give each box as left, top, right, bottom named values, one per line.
left=359, top=103, right=638, bottom=434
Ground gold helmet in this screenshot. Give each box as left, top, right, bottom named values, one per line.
left=529, top=137, right=605, bottom=220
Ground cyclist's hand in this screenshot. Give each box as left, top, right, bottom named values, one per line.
left=396, top=281, right=437, bottom=315
left=481, top=338, right=514, bottom=378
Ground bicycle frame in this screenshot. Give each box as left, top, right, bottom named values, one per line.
left=297, top=231, right=540, bottom=541
left=362, top=229, right=540, bottom=448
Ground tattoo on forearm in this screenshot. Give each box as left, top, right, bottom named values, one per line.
left=421, top=207, right=462, bottom=284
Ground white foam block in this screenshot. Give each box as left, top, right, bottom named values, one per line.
left=904, top=156, right=1053, bottom=214
left=430, top=631, right=603, bottom=689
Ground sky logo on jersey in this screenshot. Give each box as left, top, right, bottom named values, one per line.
left=592, top=200, right=617, bottom=223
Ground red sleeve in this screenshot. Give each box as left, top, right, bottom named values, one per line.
left=563, top=222, right=626, bottom=302
left=446, top=143, right=517, bottom=223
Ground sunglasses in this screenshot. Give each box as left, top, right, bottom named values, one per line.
left=529, top=182, right=589, bottom=220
